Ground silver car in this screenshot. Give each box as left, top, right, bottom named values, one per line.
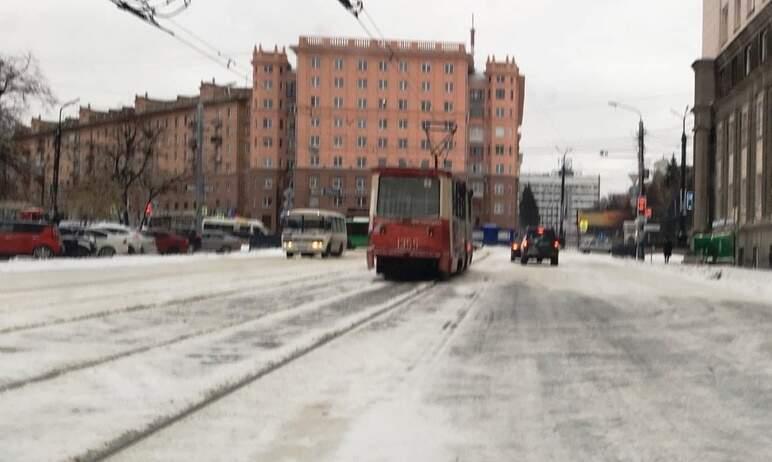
left=200, top=230, right=242, bottom=253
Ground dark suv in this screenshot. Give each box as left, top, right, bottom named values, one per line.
left=519, top=226, right=560, bottom=266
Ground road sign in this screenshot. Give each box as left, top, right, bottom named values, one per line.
left=645, top=207, right=653, bottom=219
left=644, top=223, right=661, bottom=232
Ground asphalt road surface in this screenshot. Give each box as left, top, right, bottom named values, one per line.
left=1, top=248, right=771, bottom=461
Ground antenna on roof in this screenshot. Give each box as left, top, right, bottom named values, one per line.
left=470, top=13, right=476, bottom=58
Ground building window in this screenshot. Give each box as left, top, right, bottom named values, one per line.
left=378, top=137, right=388, bottom=149
left=444, top=63, right=454, bottom=74
left=496, top=75, right=505, bottom=83
left=333, top=196, right=344, bottom=208
left=309, top=176, right=319, bottom=189
left=399, top=60, right=408, bottom=72
left=356, top=157, right=367, bottom=168
left=735, top=0, right=742, bottom=30
left=263, top=64, right=273, bottom=73
left=311, top=56, right=321, bottom=68
left=334, top=57, right=344, bottom=70
left=358, top=59, right=368, bottom=71
left=332, top=176, right=342, bottom=190
left=495, top=126, right=505, bottom=138
left=264, top=157, right=273, bottom=168
left=399, top=80, right=408, bottom=91
left=357, top=118, right=367, bottom=129
left=263, top=118, right=272, bottom=129
left=311, top=117, right=320, bottom=128
left=356, top=196, right=367, bottom=208
left=263, top=80, right=273, bottom=90
left=263, top=196, right=273, bottom=209
left=379, top=60, right=388, bottom=72
left=420, top=159, right=430, bottom=169
left=444, top=101, right=454, bottom=113
left=333, top=135, right=343, bottom=148
left=378, top=118, right=388, bottom=130
left=334, top=117, right=344, bottom=128
left=421, top=62, right=431, bottom=73
left=421, top=81, right=431, bottom=92
left=309, top=135, right=320, bottom=147
left=398, top=138, right=408, bottom=149
left=495, top=88, right=506, bottom=100
left=761, top=30, right=769, bottom=64
left=310, top=96, right=320, bottom=108
left=495, top=164, right=505, bottom=174
left=310, top=155, right=320, bottom=166
left=357, top=136, right=367, bottom=148
left=494, top=202, right=504, bottom=215
left=333, top=156, right=343, bottom=167
left=263, top=99, right=273, bottom=109
left=495, top=107, right=505, bottom=118
left=445, top=82, right=454, bottom=93
left=263, top=137, right=273, bottom=147
left=494, top=183, right=504, bottom=195
left=333, top=96, right=344, bottom=108
left=746, top=45, right=753, bottom=76
left=264, top=178, right=273, bottom=189
left=495, top=144, right=505, bottom=155
left=398, top=119, right=408, bottom=129
left=357, top=78, right=367, bottom=89
left=421, top=100, right=432, bottom=112
left=396, top=158, right=406, bottom=168
left=311, top=76, right=320, bottom=88
left=398, top=99, right=408, bottom=111
left=378, top=157, right=387, bottom=167
left=334, top=77, right=344, bottom=88
left=420, top=139, right=430, bottom=150
left=378, top=98, right=387, bottom=110
left=358, top=98, right=367, bottom=109
left=748, top=0, right=755, bottom=16
left=355, top=176, right=366, bottom=191
left=378, top=79, right=388, bottom=90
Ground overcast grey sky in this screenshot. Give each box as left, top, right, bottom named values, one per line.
left=1, top=0, right=702, bottom=195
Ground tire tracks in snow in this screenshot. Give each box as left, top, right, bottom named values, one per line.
left=0, top=270, right=363, bottom=394
left=0, top=269, right=350, bottom=335
left=70, top=281, right=438, bottom=462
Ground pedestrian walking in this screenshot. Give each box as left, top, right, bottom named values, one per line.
left=663, top=239, right=673, bottom=264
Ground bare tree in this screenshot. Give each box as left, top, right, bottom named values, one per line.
left=0, top=53, right=55, bottom=199
left=137, top=163, right=190, bottom=228
left=100, top=121, right=163, bottom=225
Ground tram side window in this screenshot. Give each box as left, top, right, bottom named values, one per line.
left=453, top=181, right=467, bottom=219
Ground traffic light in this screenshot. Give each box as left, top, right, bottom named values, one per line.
left=645, top=207, right=653, bottom=219
left=637, top=196, right=647, bottom=213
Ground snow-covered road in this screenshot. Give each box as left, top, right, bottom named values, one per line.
left=2, top=248, right=772, bottom=461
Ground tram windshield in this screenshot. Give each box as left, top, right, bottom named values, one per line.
left=377, top=176, right=440, bottom=219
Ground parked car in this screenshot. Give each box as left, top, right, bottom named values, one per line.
left=519, top=226, right=560, bottom=266
left=89, top=223, right=156, bottom=254
left=149, top=230, right=190, bottom=254
left=200, top=230, right=242, bottom=253
left=58, top=225, right=97, bottom=257
left=580, top=236, right=613, bottom=254
left=0, top=221, right=63, bottom=259
left=84, top=229, right=131, bottom=257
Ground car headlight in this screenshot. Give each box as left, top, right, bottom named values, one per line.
left=284, top=241, right=293, bottom=249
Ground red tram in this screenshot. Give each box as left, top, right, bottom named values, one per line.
left=367, top=168, right=473, bottom=279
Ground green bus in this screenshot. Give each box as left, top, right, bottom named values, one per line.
left=346, top=216, right=370, bottom=249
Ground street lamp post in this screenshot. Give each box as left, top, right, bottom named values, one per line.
left=609, top=101, right=645, bottom=260
left=555, top=146, right=573, bottom=244
left=672, top=106, right=691, bottom=247
left=52, top=98, right=80, bottom=221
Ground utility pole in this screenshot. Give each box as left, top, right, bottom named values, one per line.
left=52, top=98, right=79, bottom=221
left=194, top=101, right=204, bottom=235
left=609, top=101, right=645, bottom=261
left=672, top=105, right=690, bottom=247
left=555, top=146, right=572, bottom=244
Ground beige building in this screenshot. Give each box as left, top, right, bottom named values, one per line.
left=694, top=0, right=772, bottom=267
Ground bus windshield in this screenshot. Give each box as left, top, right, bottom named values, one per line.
left=285, top=215, right=328, bottom=231
left=377, top=176, right=440, bottom=218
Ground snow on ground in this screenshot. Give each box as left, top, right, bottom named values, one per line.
left=3, top=246, right=772, bottom=461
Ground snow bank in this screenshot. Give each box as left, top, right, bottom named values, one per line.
left=0, top=248, right=285, bottom=273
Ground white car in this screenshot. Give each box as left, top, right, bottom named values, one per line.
left=89, top=223, right=157, bottom=254
left=84, top=229, right=131, bottom=257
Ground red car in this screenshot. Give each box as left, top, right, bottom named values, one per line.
left=149, top=230, right=190, bottom=255
left=0, top=221, right=63, bottom=259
